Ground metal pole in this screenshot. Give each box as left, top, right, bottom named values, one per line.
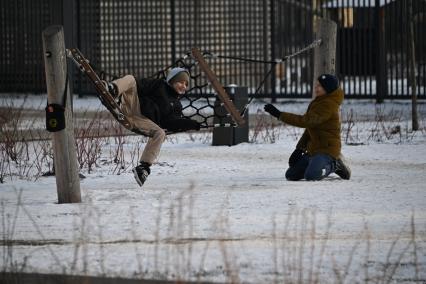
left=408, top=0, right=419, bottom=131
left=375, top=0, right=386, bottom=103
left=42, top=25, right=81, bottom=203
left=170, top=0, right=176, bottom=65
left=63, top=0, right=75, bottom=100
left=270, top=0, right=277, bottom=102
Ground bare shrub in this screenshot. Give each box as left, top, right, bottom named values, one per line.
left=0, top=99, right=26, bottom=163
left=0, top=101, right=34, bottom=180
left=342, top=108, right=360, bottom=145
left=186, top=130, right=211, bottom=144
left=250, top=109, right=281, bottom=143
left=127, top=139, right=144, bottom=169
left=74, top=110, right=107, bottom=173
left=107, top=121, right=128, bottom=174
left=341, top=104, right=425, bottom=145
left=33, top=139, right=54, bottom=179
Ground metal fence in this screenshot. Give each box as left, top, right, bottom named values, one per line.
left=0, top=0, right=424, bottom=99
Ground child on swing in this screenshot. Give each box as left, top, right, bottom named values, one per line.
left=104, top=68, right=200, bottom=187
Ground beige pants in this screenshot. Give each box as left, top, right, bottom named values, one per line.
left=113, top=75, right=166, bottom=165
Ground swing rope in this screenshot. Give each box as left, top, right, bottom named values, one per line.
left=90, top=39, right=321, bottom=130
left=203, top=39, right=322, bottom=117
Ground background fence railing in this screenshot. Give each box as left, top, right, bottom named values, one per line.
left=0, top=0, right=424, bottom=99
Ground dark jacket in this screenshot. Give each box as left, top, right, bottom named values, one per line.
left=136, top=78, right=199, bottom=132
left=278, top=88, right=344, bottom=159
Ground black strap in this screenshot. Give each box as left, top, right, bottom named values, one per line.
left=62, top=75, right=68, bottom=107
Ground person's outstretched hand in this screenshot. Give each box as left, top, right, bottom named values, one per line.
left=264, top=104, right=281, bottom=118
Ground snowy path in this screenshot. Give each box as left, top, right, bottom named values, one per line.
left=1, top=138, right=426, bottom=283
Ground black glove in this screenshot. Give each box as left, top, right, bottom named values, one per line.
left=164, top=118, right=200, bottom=132
left=288, top=148, right=306, bottom=167
left=264, top=104, right=281, bottom=118
left=192, top=121, right=201, bottom=131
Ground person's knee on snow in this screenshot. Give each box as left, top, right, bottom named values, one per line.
left=285, top=168, right=303, bottom=181
left=304, top=154, right=334, bottom=181
left=285, top=154, right=309, bottom=181
left=304, top=167, right=326, bottom=181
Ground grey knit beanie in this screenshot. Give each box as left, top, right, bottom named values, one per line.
left=166, top=67, right=190, bottom=85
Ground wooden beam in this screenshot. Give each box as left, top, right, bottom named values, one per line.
left=191, top=48, right=245, bottom=126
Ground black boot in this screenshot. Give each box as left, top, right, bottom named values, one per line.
left=132, top=162, right=151, bottom=187
left=335, top=156, right=351, bottom=180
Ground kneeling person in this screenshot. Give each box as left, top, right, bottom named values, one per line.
left=264, top=74, right=351, bottom=181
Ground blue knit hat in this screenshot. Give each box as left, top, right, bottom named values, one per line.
left=166, top=67, right=190, bottom=85
left=318, top=74, right=339, bottom=94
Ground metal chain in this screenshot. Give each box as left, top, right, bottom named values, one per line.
left=203, top=39, right=322, bottom=64
left=239, top=39, right=322, bottom=116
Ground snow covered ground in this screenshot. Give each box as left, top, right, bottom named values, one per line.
left=1, top=95, right=426, bottom=283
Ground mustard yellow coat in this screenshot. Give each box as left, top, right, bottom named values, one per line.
left=278, top=88, right=344, bottom=159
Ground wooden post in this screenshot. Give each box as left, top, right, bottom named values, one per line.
left=313, top=17, right=337, bottom=98
left=42, top=25, right=81, bottom=203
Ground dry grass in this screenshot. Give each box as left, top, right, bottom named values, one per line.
left=0, top=188, right=424, bottom=283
